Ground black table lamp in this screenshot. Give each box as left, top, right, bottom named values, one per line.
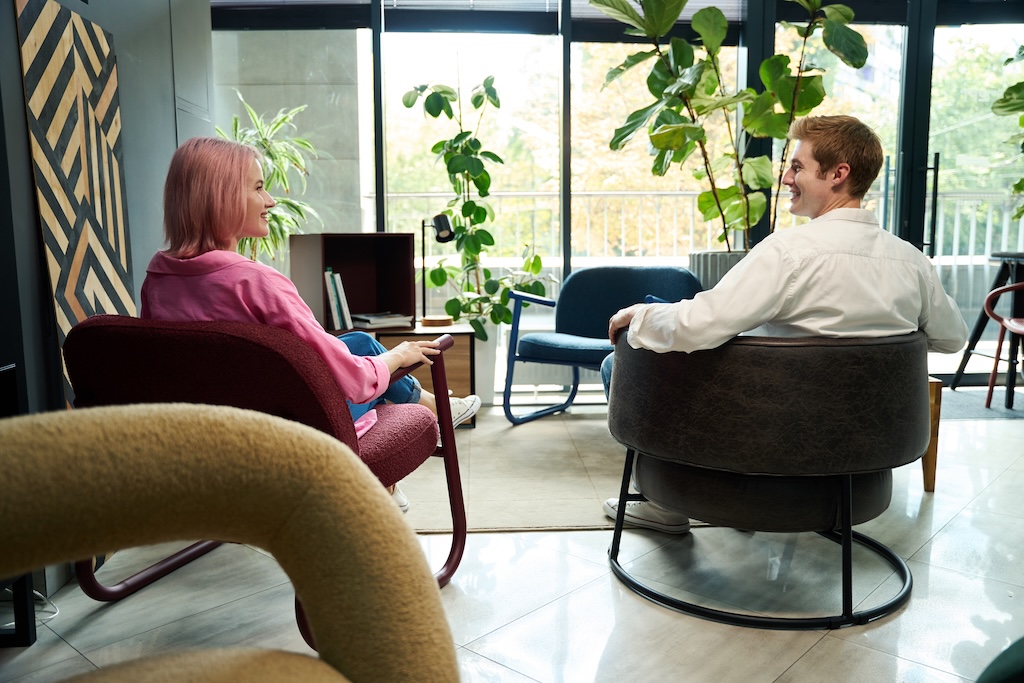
left=421, top=214, right=455, bottom=324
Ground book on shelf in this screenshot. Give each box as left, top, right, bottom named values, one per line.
left=332, top=272, right=354, bottom=330
left=351, top=312, right=414, bottom=330
left=324, top=268, right=343, bottom=330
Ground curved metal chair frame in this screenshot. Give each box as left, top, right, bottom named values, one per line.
left=982, top=280, right=1024, bottom=408
left=606, top=333, right=931, bottom=630
left=608, top=449, right=913, bottom=630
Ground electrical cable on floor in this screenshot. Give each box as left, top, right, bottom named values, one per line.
left=2, top=586, right=59, bottom=628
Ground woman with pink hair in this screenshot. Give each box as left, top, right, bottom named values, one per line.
left=141, top=137, right=480, bottom=510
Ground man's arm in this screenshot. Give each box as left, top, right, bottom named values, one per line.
left=624, top=241, right=795, bottom=353
left=920, top=276, right=969, bottom=353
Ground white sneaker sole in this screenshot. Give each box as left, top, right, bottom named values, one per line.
left=603, top=499, right=691, bottom=534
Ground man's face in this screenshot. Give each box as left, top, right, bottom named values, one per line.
left=781, top=140, right=834, bottom=219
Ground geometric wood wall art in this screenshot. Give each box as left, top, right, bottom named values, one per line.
left=15, top=0, right=136, bottom=406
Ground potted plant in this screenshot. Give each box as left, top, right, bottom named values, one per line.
left=402, top=76, right=552, bottom=341
left=992, top=45, right=1024, bottom=220
left=216, top=91, right=321, bottom=262
left=590, top=0, right=868, bottom=285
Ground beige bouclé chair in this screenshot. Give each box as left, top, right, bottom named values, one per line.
left=0, top=403, right=459, bottom=682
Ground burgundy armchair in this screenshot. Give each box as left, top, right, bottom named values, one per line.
left=62, top=315, right=467, bottom=607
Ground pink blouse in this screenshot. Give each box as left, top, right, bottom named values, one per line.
left=140, top=250, right=389, bottom=436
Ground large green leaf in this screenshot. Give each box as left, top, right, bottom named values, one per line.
left=697, top=185, right=739, bottom=221
left=663, top=63, right=706, bottom=100
left=821, top=4, right=854, bottom=24
left=645, top=0, right=687, bottom=38
left=741, top=155, right=775, bottom=190
left=604, top=50, right=657, bottom=88
left=691, top=7, right=727, bottom=56
left=692, top=89, right=753, bottom=117
left=993, top=82, right=1024, bottom=116
left=424, top=91, right=454, bottom=118
left=822, top=20, right=867, bottom=68
left=465, top=157, right=485, bottom=177
left=742, top=92, right=791, bottom=139
left=650, top=122, right=705, bottom=150
left=480, top=150, right=504, bottom=164
left=401, top=89, right=421, bottom=108
left=667, top=38, right=694, bottom=74
left=589, top=0, right=645, bottom=32
left=759, top=54, right=791, bottom=90
left=610, top=100, right=666, bottom=149
left=647, top=57, right=673, bottom=98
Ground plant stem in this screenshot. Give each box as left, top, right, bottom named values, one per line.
left=654, top=41, right=732, bottom=251
left=770, top=19, right=813, bottom=233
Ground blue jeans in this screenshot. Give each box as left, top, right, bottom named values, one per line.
left=601, top=351, right=615, bottom=399
left=337, top=331, right=422, bottom=422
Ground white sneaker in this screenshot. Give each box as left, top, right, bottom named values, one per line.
left=603, top=497, right=691, bottom=534
left=392, top=483, right=410, bottom=513
left=449, top=394, right=481, bottom=428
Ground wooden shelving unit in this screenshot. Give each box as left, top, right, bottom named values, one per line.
left=290, top=233, right=416, bottom=333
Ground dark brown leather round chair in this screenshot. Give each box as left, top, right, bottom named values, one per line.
left=607, top=332, right=931, bottom=629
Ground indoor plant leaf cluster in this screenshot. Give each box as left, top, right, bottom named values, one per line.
left=216, top=91, right=321, bottom=261
left=403, top=76, right=552, bottom=341
left=992, top=45, right=1024, bottom=220
left=590, top=0, right=869, bottom=251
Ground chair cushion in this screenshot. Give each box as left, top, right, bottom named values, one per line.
left=636, top=455, right=893, bottom=532
left=357, top=403, right=438, bottom=487
left=517, top=332, right=613, bottom=368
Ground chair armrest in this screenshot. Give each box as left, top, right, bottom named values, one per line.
left=389, top=334, right=455, bottom=384
left=508, top=290, right=556, bottom=307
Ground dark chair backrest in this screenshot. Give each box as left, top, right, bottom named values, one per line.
left=609, top=332, right=931, bottom=476
left=63, top=315, right=359, bottom=451
left=554, top=266, right=703, bottom=339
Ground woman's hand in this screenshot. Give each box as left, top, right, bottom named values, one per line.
left=381, top=340, right=441, bottom=374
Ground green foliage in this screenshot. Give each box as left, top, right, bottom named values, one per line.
left=216, top=91, right=321, bottom=261
left=590, top=0, right=868, bottom=249
left=403, top=76, right=553, bottom=340
left=992, top=46, right=1024, bottom=220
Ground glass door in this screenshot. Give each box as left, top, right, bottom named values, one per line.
left=927, top=24, right=1024, bottom=376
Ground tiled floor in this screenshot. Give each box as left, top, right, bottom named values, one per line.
left=2, top=401, right=1024, bottom=682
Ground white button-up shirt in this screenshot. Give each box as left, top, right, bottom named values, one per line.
left=627, top=208, right=969, bottom=354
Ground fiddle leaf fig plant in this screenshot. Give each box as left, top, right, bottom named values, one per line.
left=216, top=91, right=321, bottom=262
left=591, top=0, right=868, bottom=250
left=403, top=76, right=552, bottom=341
left=992, top=45, right=1024, bottom=220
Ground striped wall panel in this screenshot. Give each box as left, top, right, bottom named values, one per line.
left=15, top=0, right=136, bottom=406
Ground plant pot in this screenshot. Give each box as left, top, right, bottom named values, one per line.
left=688, top=250, right=748, bottom=290
left=473, top=323, right=499, bottom=406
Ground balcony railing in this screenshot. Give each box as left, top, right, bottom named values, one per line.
left=388, top=189, right=1023, bottom=341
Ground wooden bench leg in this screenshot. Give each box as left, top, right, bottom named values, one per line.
left=923, top=378, right=942, bottom=493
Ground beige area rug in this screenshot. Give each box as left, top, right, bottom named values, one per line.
left=399, top=404, right=629, bottom=533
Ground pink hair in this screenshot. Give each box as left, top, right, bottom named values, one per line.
left=163, top=137, right=260, bottom=258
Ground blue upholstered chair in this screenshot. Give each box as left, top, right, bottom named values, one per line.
left=503, top=266, right=703, bottom=425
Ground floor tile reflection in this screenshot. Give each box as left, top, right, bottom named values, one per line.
left=2, top=412, right=1023, bottom=683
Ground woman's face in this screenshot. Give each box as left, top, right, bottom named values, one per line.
left=240, top=157, right=275, bottom=240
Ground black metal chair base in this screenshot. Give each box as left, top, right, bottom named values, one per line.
left=608, top=528, right=912, bottom=630
left=607, top=449, right=913, bottom=630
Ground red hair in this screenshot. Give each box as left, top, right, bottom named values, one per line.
left=163, top=137, right=260, bottom=258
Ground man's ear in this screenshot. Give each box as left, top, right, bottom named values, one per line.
left=831, top=163, right=852, bottom=188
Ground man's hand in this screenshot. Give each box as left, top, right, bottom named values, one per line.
left=381, top=340, right=440, bottom=374
left=608, top=304, right=644, bottom=345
